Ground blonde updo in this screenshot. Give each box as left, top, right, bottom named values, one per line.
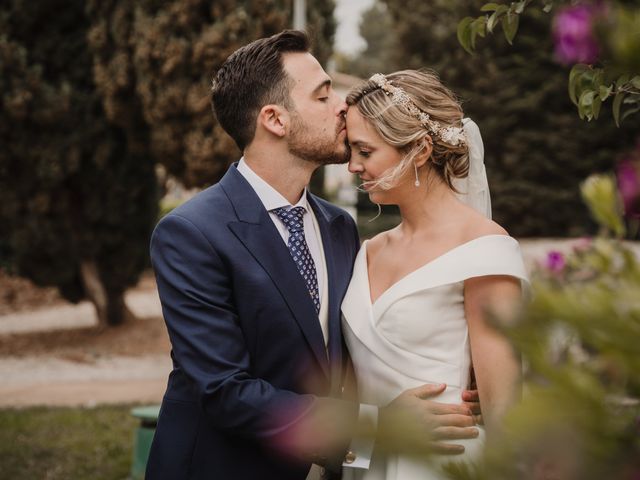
left=346, top=69, right=469, bottom=191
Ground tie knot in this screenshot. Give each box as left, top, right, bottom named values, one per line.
left=273, top=206, right=306, bottom=233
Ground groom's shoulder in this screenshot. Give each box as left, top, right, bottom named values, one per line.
left=174, top=184, right=229, bottom=216
left=157, top=183, right=233, bottom=235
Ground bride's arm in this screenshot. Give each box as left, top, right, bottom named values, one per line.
left=464, top=274, right=522, bottom=435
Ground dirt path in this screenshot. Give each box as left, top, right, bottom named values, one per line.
left=0, top=355, right=171, bottom=408
left=0, top=274, right=171, bottom=408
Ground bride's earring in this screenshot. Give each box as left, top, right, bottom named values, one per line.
left=413, top=162, right=420, bottom=187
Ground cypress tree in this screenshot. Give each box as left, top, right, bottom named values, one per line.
left=0, top=0, right=157, bottom=326
left=88, top=0, right=336, bottom=190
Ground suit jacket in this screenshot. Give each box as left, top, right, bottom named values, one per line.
left=146, top=164, right=361, bottom=480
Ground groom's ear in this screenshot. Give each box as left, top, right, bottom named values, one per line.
left=257, top=104, right=289, bottom=139
left=414, top=136, right=433, bottom=168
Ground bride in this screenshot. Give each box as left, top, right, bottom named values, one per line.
left=341, top=70, right=529, bottom=479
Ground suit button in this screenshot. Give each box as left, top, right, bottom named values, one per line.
left=344, top=451, right=356, bottom=464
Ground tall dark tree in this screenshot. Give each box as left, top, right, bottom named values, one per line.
left=0, top=0, right=158, bottom=326
left=335, top=2, right=400, bottom=78
left=88, top=0, right=336, bottom=190
left=367, top=0, right=640, bottom=236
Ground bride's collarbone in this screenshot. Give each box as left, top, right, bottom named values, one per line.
left=368, top=234, right=463, bottom=269
left=367, top=240, right=446, bottom=285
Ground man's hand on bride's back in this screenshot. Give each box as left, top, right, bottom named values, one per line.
left=377, top=383, right=479, bottom=455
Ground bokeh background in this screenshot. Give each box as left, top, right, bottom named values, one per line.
left=1, top=1, right=639, bottom=478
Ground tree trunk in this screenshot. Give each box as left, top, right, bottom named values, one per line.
left=79, top=260, right=133, bottom=327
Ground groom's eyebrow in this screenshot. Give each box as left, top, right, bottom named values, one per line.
left=312, top=78, right=332, bottom=94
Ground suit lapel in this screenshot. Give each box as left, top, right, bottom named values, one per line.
left=307, top=194, right=346, bottom=391
left=221, top=166, right=330, bottom=379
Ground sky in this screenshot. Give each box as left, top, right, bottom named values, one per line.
left=333, top=0, right=375, bottom=55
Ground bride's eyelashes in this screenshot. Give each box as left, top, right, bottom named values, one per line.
left=358, top=150, right=372, bottom=158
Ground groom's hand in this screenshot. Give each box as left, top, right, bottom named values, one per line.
left=377, top=383, right=478, bottom=456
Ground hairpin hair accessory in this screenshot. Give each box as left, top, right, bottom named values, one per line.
left=369, top=73, right=466, bottom=147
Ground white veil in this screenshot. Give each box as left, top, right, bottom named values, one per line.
left=452, top=118, right=492, bottom=219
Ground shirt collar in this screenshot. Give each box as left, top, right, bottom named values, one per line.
left=237, top=157, right=309, bottom=213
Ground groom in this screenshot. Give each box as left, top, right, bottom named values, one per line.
left=146, top=30, right=480, bottom=480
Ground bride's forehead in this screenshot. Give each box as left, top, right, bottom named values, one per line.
left=346, top=108, right=374, bottom=130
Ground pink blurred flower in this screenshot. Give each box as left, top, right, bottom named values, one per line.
left=572, top=237, right=593, bottom=253
left=545, top=251, right=566, bottom=273
left=553, top=4, right=601, bottom=64
left=616, top=147, right=640, bottom=219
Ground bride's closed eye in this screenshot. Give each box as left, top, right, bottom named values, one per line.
left=358, top=150, right=371, bottom=158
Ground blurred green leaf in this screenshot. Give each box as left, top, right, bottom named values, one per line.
left=513, top=0, right=527, bottom=15
left=598, top=85, right=613, bottom=101
left=621, top=105, right=640, bottom=122
left=501, top=12, right=519, bottom=44
left=612, top=91, right=625, bottom=126
left=579, top=90, right=596, bottom=119
left=480, top=2, right=502, bottom=12
left=569, top=64, right=590, bottom=105
left=487, top=11, right=500, bottom=33
left=580, top=174, right=625, bottom=237
left=592, top=95, right=602, bottom=119
left=457, top=16, right=475, bottom=53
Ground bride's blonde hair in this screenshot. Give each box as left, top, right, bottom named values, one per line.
left=346, top=70, right=469, bottom=190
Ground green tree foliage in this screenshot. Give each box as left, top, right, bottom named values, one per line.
left=363, top=0, right=640, bottom=236
left=0, top=0, right=158, bottom=326
left=458, top=1, right=640, bottom=125
left=87, top=0, right=336, bottom=189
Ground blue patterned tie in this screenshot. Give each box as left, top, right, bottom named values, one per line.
left=272, top=206, right=321, bottom=314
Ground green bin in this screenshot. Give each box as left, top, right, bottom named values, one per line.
left=130, top=405, right=161, bottom=480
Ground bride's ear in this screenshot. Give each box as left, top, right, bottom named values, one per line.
left=257, top=104, right=289, bottom=138
left=414, top=136, right=433, bottom=168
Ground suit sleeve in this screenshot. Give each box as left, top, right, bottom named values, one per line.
left=151, top=213, right=357, bottom=456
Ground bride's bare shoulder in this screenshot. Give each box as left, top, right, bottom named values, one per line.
left=462, top=208, right=509, bottom=240
left=364, top=230, right=392, bottom=258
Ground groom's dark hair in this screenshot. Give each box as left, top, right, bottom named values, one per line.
left=211, top=30, right=310, bottom=150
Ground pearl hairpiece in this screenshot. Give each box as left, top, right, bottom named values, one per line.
left=369, top=73, right=466, bottom=147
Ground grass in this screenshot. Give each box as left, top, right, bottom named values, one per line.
left=0, top=404, right=139, bottom=480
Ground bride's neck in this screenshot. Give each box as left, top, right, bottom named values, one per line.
left=396, top=179, right=459, bottom=235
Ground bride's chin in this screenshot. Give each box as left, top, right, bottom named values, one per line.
left=368, top=192, right=392, bottom=205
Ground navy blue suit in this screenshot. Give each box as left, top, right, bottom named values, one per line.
left=146, top=164, right=360, bottom=480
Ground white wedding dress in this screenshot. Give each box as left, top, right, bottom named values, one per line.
left=341, top=234, right=529, bottom=480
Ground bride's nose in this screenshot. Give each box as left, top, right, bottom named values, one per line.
left=348, top=156, right=363, bottom=174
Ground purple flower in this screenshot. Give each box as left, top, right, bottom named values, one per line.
left=545, top=251, right=566, bottom=273
left=553, top=4, right=601, bottom=64
left=617, top=159, right=640, bottom=218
